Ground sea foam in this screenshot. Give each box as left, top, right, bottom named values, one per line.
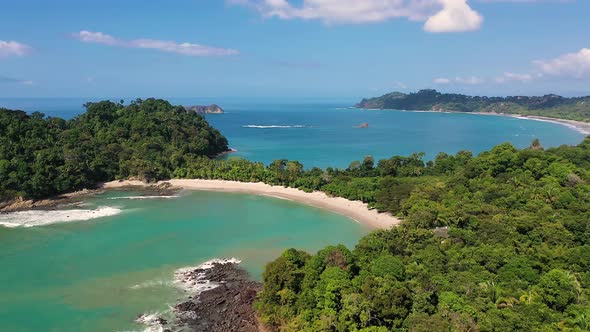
left=173, top=258, right=242, bottom=294
left=134, top=312, right=167, bottom=332
left=0, top=207, right=121, bottom=228
left=130, top=279, right=174, bottom=290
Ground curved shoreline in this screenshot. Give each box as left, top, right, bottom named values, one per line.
left=358, top=107, right=590, bottom=135
left=101, top=179, right=400, bottom=230
left=468, top=112, right=590, bottom=135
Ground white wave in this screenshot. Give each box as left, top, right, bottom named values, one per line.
left=242, top=124, right=308, bottom=129
left=0, top=207, right=121, bottom=228
left=108, top=196, right=179, bottom=200
left=130, top=279, right=174, bottom=290
left=134, top=312, right=166, bottom=332
left=173, top=258, right=241, bottom=294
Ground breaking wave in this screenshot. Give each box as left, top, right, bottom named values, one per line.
left=135, top=312, right=169, bottom=332
left=130, top=279, right=174, bottom=290
left=173, top=258, right=241, bottom=294
left=0, top=207, right=122, bottom=228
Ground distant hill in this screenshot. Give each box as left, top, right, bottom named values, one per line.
left=0, top=98, right=229, bottom=201
left=185, top=104, right=224, bottom=114
left=356, top=89, right=590, bottom=122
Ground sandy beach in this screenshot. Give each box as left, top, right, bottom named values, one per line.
left=469, top=112, right=590, bottom=135
left=360, top=107, right=590, bottom=135
left=102, top=179, right=400, bottom=230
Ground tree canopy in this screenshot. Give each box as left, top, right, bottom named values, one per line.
left=242, top=138, right=590, bottom=332
left=357, top=89, right=590, bottom=122
left=0, top=99, right=228, bottom=200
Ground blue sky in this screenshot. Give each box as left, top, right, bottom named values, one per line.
left=1, top=0, right=589, bottom=98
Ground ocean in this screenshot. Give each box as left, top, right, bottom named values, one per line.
left=0, top=98, right=586, bottom=331
left=0, top=97, right=584, bottom=168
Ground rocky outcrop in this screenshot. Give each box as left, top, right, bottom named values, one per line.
left=185, top=104, right=224, bottom=114
left=0, top=189, right=97, bottom=212
left=175, top=261, right=262, bottom=332
left=145, top=261, right=263, bottom=332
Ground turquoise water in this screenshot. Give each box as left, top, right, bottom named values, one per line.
left=0, top=98, right=585, bottom=168
left=0, top=99, right=586, bottom=331
left=0, top=190, right=368, bottom=331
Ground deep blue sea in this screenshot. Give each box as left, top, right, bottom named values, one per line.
left=0, top=97, right=585, bottom=168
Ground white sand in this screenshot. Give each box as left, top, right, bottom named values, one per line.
left=102, top=179, right=400, bottom=230
left=469, top=112, right=590, bottom=135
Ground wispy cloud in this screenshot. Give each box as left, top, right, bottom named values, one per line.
left=73, top=31, right=239, bottom=57
left=0, top=75, right=33, bottom=85
left=495, top=72, right=534, bottom=83
left=533, top=48, right=590, bottom=79
left=476, top=0, right=573, bottom=3
left=434, top=76, right=484, bottom=85
left=0, top=40, right=32, bottom=58
left=435, top=47, right=590, bottom=86
left=433, top=77, right=452, bottom=84
left=230, top=0, right=483, bottom=33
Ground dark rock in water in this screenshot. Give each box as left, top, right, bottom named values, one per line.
left=174, top=261, right=262, bottom=332
left=185, top=104, right=224, bottom=114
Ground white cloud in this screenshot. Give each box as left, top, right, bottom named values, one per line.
left=73, top=30, right=239, bottom=56
left=455, top=76, right=484, bottom=84
left=495, top=71, right=533, bottom=83
left=230, top=0, right=483, bottom=32
left=533, top=48, right=590, bottom=79
left=476, top=0, right=571, bottom=3
left=424, top=0, right=483, bottom=32
left=0, top=40, right=32, bottom=58
left=433, top=76, right=484, bottom=84
left=76, top=31, right=119, bottom=46
left=433, top=77, right=451, bottom=84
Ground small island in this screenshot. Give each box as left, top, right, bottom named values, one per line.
left=185, top=104, right=224, bottom=114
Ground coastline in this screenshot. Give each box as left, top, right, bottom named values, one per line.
left=469, top=112, right=590, bottom=135
left=102, top=179, right=400, bottom=230
left=358, top=107, right=590, bottom=135
left=215, top=148, right=238, bottom=158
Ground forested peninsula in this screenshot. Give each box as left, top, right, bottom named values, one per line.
left=2, top=98, right=590, bottom=330
left=0, top=98, right=228, bottom=203
left=357, top=89, right=590, bottom=122
left=249, top=138, right=590, bottom=331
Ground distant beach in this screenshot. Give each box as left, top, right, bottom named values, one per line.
left=359, top=107, right=590, bottom=135
left=469, top=112, right=590, bottom=135
left=102, top=179, right=400, bottom=230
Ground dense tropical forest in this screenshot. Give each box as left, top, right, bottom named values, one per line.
left=357, top=89, right=590, bottom=122
left=0, top=99, right=228, bottom=201
left=2, top=98, right=590, bottom=330
left=172, top=139, right=590, bottom=331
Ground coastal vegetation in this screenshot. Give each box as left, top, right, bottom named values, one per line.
left=3, top=98, right=590, bottom=331
left=245, top=139, right=590, bottom=331
left=171, top=140, right=590, bottom=331
left=0, top=99, right=228, bottom=201
left=357, top=89, right=590, bottom=122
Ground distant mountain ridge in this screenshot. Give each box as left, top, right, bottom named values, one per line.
left=185, top=104, right=224, bottom=114
left=356, top=89, right=590, bottom=122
